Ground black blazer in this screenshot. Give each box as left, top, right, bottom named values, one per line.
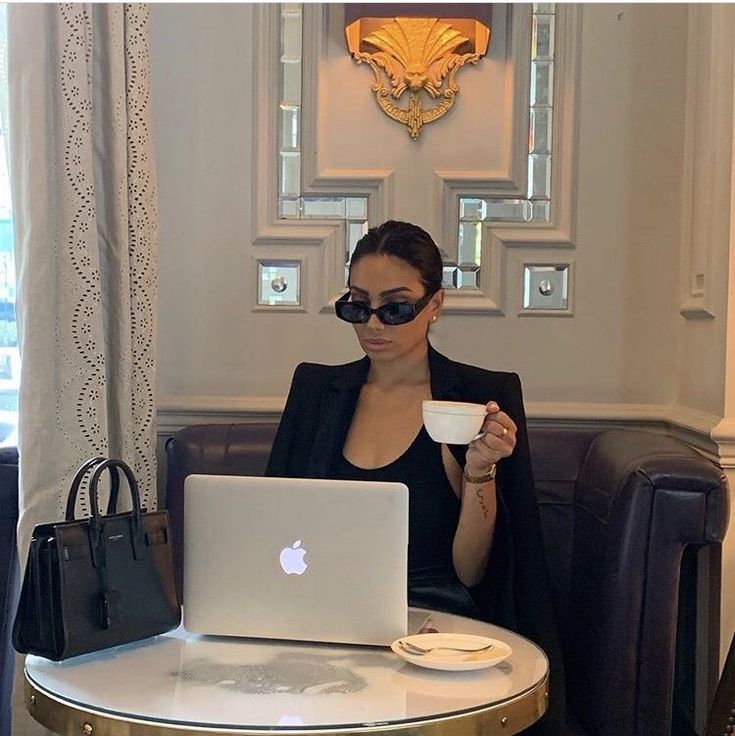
left=267, top=345, right=566, bottom=734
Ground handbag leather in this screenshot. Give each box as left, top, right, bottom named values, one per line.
left=13, top=457, right=181, bottom=660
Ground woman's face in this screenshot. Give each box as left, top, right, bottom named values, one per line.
left=347, top=254, right=443, bottom=364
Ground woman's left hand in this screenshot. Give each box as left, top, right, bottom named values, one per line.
left=465, top=402, right=517, bottom=475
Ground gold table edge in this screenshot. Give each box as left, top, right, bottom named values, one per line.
left=26, top=671, right=549, bottom=736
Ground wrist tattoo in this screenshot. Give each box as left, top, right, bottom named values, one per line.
left=475, top=486, right=490, bottom=519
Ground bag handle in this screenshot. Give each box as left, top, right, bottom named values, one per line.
left=65, top=456, right=120, bottom=521
left=88, top=459, right=146, bottom=565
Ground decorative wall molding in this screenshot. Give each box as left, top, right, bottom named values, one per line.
left=679, top=5, right=713, bottom=319
left=302, top=5, right=397, bottom=308
left=252, top=257, right=307, bottom=313
left=250, top=4, right=395, bottom=310
left=156, top=395, right=723, bottom=461
left=156, top=395, right=285, bottom=435
left=432, top=6, right=529, bottom=316
left=516, top=257, right=575, bottom=317
left=711, top=417, right=735, bottom=467
left=528, top=401, right=722, bottom=461
left=251, top=4, right=583, bottom=317
left=679, top=4, right=735, bottom=320
left=301, top=6, right=394, bottom=213
left=438, top=4, right=582, bottom=315
left=434, top=5, right=531, bottom=208
left=251, top=4, right=340, bottom=248
left=249, top=7, right=367, bottom=260
left=249, top=4, right=343, bottom=310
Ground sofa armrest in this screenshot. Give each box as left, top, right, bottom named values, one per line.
left=568, top=429, right=728, bottom=736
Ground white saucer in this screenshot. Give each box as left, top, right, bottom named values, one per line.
left=390, top=633, right=512, bottom=671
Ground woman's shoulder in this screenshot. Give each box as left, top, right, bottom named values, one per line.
left=451, top=358, right=520, bottom=384
left=431, top=350, right=525, bottom=409
left=291, top=357, right=367, bottom=384
left=458, top=363, right=522, bottom=402
left=439, top=352, right=521, bottom=389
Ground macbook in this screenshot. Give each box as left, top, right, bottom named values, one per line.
left=183, top=474, right=410, bottom=646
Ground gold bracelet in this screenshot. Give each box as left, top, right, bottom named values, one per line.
left=463, top=464, right=497, bottom=484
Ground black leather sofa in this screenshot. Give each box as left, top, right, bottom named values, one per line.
left=165, top=424, right=729, bottom=736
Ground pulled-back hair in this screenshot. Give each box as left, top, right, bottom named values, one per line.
left=348, top=220, right=443, bottom=295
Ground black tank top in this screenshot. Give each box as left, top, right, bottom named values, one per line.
left=331, top=426, right=460, bottom=572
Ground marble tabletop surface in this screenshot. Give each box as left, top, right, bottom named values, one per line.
left=25, top=608, right=548, bottom=731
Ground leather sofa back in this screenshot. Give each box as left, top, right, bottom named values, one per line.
left=165, top=423, right=729, bottom=736
left=165, top=423, right=597, bottom=598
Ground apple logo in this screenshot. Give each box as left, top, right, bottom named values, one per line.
left=279, top=539, right=308, bottom=575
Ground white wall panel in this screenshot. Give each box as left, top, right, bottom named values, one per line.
left=676, top=4, right=734, bottom=417
left=151, top=3, right=688, bottom=407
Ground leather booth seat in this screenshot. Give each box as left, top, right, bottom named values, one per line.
left=165, top=424, right=729, bottom=736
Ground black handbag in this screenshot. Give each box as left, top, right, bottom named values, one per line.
left=13, top=457, right=181, bottom=660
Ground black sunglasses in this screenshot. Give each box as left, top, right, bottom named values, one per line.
left=335, top=290, right=435, bottom=326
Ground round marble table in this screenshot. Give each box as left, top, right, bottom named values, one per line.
left=24, top=609, right=549, bottom=736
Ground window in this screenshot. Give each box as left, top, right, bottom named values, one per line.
left=0, top=3, right=18, bottom=448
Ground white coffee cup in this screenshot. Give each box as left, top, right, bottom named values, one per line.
left=422, top=400, right=487, bottom=445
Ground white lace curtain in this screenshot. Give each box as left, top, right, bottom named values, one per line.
left=7, top=3, right=159, bottom=558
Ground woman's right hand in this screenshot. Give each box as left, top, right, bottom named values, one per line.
left=465, top=401, right=517, bottom=475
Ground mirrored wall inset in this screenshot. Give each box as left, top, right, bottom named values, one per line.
left=275, top=4, right=560, bottom=300
left=522, top=263, right=570, bottom=313
left=453, top=3, right=556, bottom=292
left=277, top=3, right=368, bottom=283
left=257, top=259, right=302, bottom=307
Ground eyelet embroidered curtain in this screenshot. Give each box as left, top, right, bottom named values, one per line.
left=7, top=3, right=159, bottom=560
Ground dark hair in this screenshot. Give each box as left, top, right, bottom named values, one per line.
left=348, top=220, right=443, bottom=295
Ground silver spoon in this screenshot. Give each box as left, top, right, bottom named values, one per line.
left=398, top=640, right=494, bottom=655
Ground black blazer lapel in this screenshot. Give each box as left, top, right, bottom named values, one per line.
left=428, top=344, right=463, bottom=401
left=306, top=356, right=369, bottom=477
left=307, top=346, right=460, bottom=477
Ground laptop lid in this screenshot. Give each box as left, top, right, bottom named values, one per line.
left=183, top=474, right=409, bottom=646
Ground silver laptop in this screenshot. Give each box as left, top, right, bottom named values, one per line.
left=183, top=474, right=409, bottom=646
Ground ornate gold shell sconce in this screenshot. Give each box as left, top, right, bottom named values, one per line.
left=345, top=5, right=491, bottom=140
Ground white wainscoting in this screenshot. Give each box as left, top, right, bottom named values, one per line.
left=156, top=396, right=724, bottom=461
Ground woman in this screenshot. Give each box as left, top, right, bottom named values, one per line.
left=266, top=221, right=565, bottom=734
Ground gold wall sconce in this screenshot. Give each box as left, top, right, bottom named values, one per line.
left=345, top=3, right=492, bottom=140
